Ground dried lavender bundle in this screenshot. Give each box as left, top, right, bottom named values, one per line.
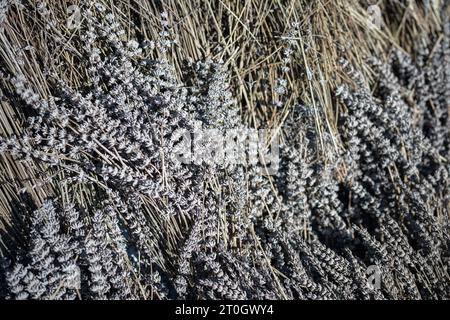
left=0, top=2, right=449, bottom=300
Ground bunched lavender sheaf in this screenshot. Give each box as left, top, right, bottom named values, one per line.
left=4, top=199, right=135, bottom=299
left=0, top=3, right=449, bottom=300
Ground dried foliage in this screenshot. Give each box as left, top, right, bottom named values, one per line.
left=0, top=1, right=449, bottom=299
